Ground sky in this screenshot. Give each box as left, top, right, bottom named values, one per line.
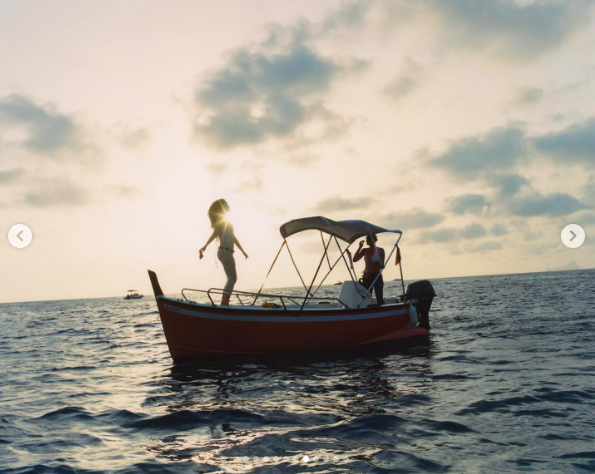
left=1, top=0, right=594, bottom=303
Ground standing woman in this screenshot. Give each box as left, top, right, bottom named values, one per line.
left=199, top=199, right=248, bottom=306
left=352, top=234, right=385, bottom=305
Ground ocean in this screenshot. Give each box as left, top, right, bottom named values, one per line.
left=1, top=270, right=594, bottom=473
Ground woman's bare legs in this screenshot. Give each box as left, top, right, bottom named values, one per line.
left=218, top=249, right=237, bottom=306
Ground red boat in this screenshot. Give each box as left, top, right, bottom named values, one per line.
left=149, top=217, right=436, bottom=362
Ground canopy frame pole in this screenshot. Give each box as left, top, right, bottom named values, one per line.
left=251, top=240, right=286, bottom=305
left=321, top=231, right=332, bottom=270
left=320, top=216, right=358, bottom=285
left=300, top=235, right=331, bottom=311
left=335, top=234, right=366, bottom=297
left=286, top=239, right=314, bottom=297
left=357, top=234, right=402, bottom=308
left=308, top=243, right=353, bottom=300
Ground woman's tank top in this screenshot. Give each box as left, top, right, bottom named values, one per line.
left=219, top=222, right=234, bottom=249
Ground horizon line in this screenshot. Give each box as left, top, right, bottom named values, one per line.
left=0, top=267, right=592, bottom=306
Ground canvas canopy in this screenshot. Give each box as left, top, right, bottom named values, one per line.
left=279, top=216, right=401, bottom=244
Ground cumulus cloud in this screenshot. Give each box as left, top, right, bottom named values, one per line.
left=446, top=193, right=489, bottom=215
left=378, top=0, right=593, bottom=60
left=578, top=213, right=595, bottom=226
left=534, top=117, right=595, bottom=164
left=511, top=86, right=543, bottom=106
left=314, top=196, right=376, bottom=212
left=118, top=127, right=152, bottom=148
left=421, top=222, right=490, bottom=243
left=382, top=208, right=445, bottom=230
left=384, top=59, right=423, bottom=100
left=427, top=117, right=595, bottom=182
left=426, top=125, right=528, bottom=179
left=421, top=227, right=458, bottom=243
left=459, top=222, right=487, bottom=239
left=193, top=31, right=364, bottom=150
left=490, top=223, right=509, bottom=236
left=467, top=240, right=503, bottom=253
left=487, top=173, right=529, bottom=196
left=0, top=168, right=24, bottom=185
left=19, top=180, right=91, bottom=208
left=205, top=162, right=228, bottom=175
left=0, top=94, right=84, bottom=156
left=109, top=185, right=141, bottom=199
left=507, top=192, right=590, bottom=217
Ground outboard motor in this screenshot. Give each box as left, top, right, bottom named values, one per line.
left=405, top=280, right=436, bottom=330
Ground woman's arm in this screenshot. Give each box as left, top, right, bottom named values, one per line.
left=234, top=235, right=249, bottom=258
left=352, top=241, right=366, bottom=262
left=200, top=230, right=218, bottom=253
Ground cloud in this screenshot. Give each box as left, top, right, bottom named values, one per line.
left=578, top=213, right=595, bottom=226
left=0, top=168, right=25, bottom=184
left=19, top=180, right=91, bottom=208
left=468, top=240, right=503, bottom=253
left=236, top=176, right=263, bottom=193
left=379, top=0, right=593, bottom=60
left=206, top=162, right=228, bottom=175
left=511, top=86, right=543, bottom=106
left=118, top=128, right=152, bottom=148
left=109, top=185, right=141, bottom=199
left=426, top=125, right=528, bottom=179
left=314, top=196, right=376, bottom=212
left=487, top=173, right=529, bottom=196
left=507, top=192, right=590, bottom=217
left=421, top=222, right=490, bottom=243
left=382, top=208, right=445, bottom=230
left=459, top=222, right=487, bottom=239
left=490, top=223, right=508, bottom=236
left=384, top=59, right=422, bottom=100
left=534, top=117, right=595, bottom=164
left=421, top=227, right=458, bottom=243
left=287, top=152, right=320, bottom=167
left=446, top=193, right=489, bottom=215
left=0, top=94, right=82, bottom=155
left=193, top=31, right=363, bottom=150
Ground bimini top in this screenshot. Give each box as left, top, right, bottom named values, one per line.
left=280, top=216, right=402, bottom=244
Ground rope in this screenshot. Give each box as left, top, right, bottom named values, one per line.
left=301, top=236, right=331, bottom=310
left=286, top=239, right=314, bottom=296
left=251, top=240, right=286, bottom=305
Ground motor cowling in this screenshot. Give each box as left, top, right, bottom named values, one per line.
left=404, top=280, right=435, bottom=330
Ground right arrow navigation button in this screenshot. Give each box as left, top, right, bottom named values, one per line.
left=561, top=224, right=585, bottom=249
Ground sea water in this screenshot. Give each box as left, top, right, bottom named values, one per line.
left=0, top=270, right=594, bottom=473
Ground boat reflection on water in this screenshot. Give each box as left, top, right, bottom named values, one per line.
left=144, top=340, right=437, bottom=471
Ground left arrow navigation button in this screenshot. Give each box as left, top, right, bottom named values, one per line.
left=8, top=224, right=33, bottom=249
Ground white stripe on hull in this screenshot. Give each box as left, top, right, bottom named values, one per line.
left=161, top=300, right=409, bottom=323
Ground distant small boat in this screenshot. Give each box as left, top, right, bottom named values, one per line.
left=124, top=290, right=144, bottom=300
left=334, top=281, right=342, bottom=286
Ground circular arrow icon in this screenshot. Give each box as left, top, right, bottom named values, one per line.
left=8, top=224, right=33, bottom=249
left=561, top=224, right=585, bottom=249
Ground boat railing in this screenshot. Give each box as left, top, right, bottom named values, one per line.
left=181, top=287, right=347, bottom=310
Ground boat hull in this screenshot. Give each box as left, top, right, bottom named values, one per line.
left=155, top=296, right=429, bottom=362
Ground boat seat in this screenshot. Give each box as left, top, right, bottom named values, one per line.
left=339, top=281, right=372, bottom=309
